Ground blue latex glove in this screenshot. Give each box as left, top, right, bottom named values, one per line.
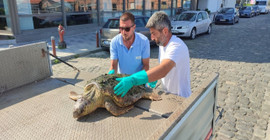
left=108, top=69, right=115, bottom=75
left=114, top=77, right=135, bottom=97
left=114, top=70, right=149, bottom=97
left=147, top=80, right=157, bottom=88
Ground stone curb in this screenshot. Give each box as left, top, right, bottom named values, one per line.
left=0, top=39, right=16, bottom=45
left=50, top=48, right=104, bottom=64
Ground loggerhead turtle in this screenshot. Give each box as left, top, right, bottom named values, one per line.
left=69, top=74, right=161, bottom=119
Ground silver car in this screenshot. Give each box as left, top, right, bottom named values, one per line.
left=100, top=16, right=156, bottom=50
left=171, top=11, right=212, bottom=39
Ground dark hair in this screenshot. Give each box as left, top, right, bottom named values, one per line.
left=120, top=12, right=135, bottom=24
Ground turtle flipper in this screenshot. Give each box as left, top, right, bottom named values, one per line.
left=104, top=100, right=134, bottom=116
left=69, top=91, right=82, bottom=101
left=142, top=92, right=162, bottom=101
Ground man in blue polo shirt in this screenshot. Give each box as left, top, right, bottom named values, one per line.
left=108, top=12, right=150, bottom=75
left=108, top=12, right=156, bottom=88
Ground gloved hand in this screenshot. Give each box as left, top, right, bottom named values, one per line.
left=108, top=69, right=115, bottom=75
left=147, top=80, right=157, bottom=88
left=114, top=70, right=149, bottom=97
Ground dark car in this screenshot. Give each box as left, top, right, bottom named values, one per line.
left=252, top=5, right=261, bottom=16
left=214, top=8, right=239, bottom=25
left=99, top=16, right=156, bottom=50
left=239, top=6, right=256, bottom=18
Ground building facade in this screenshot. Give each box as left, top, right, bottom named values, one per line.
left=0, top=0, right=196, bottom=42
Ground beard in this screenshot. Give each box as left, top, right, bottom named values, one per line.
left=156, top=41, right=162, bottom=46
left=156, top=34, right=166, bottom=46
left=122, top=33, right=133, bottom=41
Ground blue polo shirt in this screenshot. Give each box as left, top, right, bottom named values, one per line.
left=110, top=32, right=150, bottom=75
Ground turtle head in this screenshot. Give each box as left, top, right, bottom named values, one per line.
left=73, top=82, right=100, bottom=119
left=73, top=97, right=88, bottom=118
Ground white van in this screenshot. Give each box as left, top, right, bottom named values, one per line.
left=256, top=0, right=269, bottom=14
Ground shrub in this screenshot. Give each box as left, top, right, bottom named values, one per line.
left=205, top=8, right=211, bottom=14
left=53, top=59, right=60, bottom=64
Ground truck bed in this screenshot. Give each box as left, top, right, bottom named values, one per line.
left=0, top=42, right=219, bottom=140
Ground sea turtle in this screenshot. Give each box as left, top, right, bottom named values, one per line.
left=69, top=74, right=161, bottom=119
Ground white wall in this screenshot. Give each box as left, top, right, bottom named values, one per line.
left=208, top=0, right=222, bottom=12
left=224, top=0, right=236, bottom=8
left=198, top=0, right=236, bottom=13
left=198, top=0, right=208, bottom=10
left=198, top=0, right=222, bottom=13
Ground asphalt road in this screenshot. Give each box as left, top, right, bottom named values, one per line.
left=52, top=13, right=270, bottom=139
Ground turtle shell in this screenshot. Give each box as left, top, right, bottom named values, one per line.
left=85, top=74, right=152, bottom=107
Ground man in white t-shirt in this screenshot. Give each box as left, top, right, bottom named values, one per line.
left=113, top=11, right=191, bottom=98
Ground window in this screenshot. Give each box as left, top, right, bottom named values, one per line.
left=64, top=0, right=96, bottom=26
left=146, top=1, right=158, bottom=17
left=65, top=0, right=96, bottom=13
left=135, top=18, right=145, bottom=27
left=183, top=0, right=191, bottom=9
left=177, top=13, right=196, bottom=21
left=256, top=1, right=266, bottom=5
left=16, top=0, right=62, bottom=14
left=202, top=12, right=208, bottom=20
left=125, top=0, right=143, bottom=11
left=112, top=3, right=117, bottom=11
left=0, top=0, right=10, bottom=32
left=16, top=0, right=63, bottom=30
left=130, top=3, right=135, bottom=10
left=161, top=0, right=170, bottom=9
left=197, top=13, right=203, bottom=21
left=103, top=19, right=119, bottom=29
left=218, top=8, right=234, bottom=14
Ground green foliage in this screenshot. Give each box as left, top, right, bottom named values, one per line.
left=205, top=8, right=211, bottom=14
left=0, top=8, right=5, bottom=15
left=243, top=3, right=253, bottom=6
left=58, top=42, right=67, bottom=49
left=74, top=54, right=80, bottom=58
left=58, top=45, right=65, bottom=49
left=53, top=59, right=60, bottom=64
left=8, top=36, right=15, bottom=39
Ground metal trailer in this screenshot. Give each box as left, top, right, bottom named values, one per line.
left=0, top=42, right=222, bottom=140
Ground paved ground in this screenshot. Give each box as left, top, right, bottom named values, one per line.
left=51, top=14, right=270, bottom=139
left=0, top=31, right=102, bottom=61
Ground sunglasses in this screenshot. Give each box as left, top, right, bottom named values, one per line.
left=119, top=24, right=134, bottom=32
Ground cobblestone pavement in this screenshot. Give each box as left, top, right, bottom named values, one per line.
left=52, top=14, right=270, bottom=139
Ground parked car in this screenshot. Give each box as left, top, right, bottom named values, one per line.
left=214, top=8, right=239, bottom=25
left=256, top=0, right=269, bottom=14
left=239, top=6, right=255, bottom=18
left=171, top=11, right=212, bottom=39
left=99, top=16, right=155, bottom=50
left=252, top=5, right=261, bottom=16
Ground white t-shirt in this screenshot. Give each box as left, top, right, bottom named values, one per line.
left=159, top=35, right=191, bottom=98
